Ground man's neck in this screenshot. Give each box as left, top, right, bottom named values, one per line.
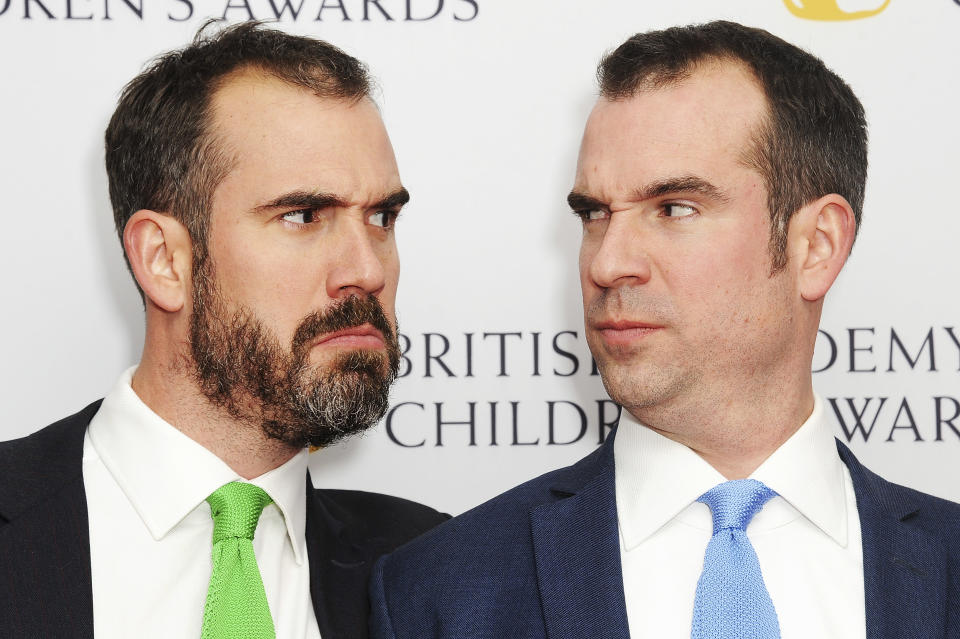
left=130, top=358, right=299, bottom=480
left=629, top=381, right=816, bottom=480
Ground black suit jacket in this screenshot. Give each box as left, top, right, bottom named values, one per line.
left=371, top=427, right=960, bottom=638
left=0, top=401, right=448, bottom=638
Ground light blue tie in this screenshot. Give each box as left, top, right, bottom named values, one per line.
left=691, top=479, right=781, bottom=639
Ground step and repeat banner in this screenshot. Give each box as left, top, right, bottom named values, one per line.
left=1, top=0, right=958, bottom=514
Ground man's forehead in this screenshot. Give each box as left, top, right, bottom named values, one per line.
left=205, top=70, right=400, bottom=212
left=574, top=61, right=768, bottom=192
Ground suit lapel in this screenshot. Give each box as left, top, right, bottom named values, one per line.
left=529, top=435, right=630, bottom=639
left=838, top=442, right=948, bottom=639
left=305, top=478, right=372, bottom=639
left=0, top=403, right=98, bottom=638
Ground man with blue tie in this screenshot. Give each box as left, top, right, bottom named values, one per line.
left=370, top=21, right=960, bottom=639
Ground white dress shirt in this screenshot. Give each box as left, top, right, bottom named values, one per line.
left=615, top=395, right=866, bottom=639
left=82, top=367, right=322, bottom=639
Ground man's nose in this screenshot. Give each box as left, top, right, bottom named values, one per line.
left=586, top=213, right=652, bottom=289
left=325, top=217, right=388, bottom=299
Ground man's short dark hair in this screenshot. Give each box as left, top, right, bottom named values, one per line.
left=598, top=20, right=867, bottom=269
left=105, top=21, right=371, bottom=285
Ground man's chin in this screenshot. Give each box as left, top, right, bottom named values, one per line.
left=265, top=362, right=394, bottom=448
left=260, top=391, right=388, bottom=449
left=265, top=418, right=376, bottom=450
left=598, top=361, right=686, bottom=408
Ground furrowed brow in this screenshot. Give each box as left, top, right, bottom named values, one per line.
left=567, top=190, right=607, bottom=212
left=632, top=176, right=731, bottom=204
left=371, top=187, right=410, bottom=210
left=255, top=190, right=348, bottom=212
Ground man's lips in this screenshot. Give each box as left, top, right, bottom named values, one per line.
left=312, top=324, right=386, bottom=349
left=591, top=320, right=664, bottom=344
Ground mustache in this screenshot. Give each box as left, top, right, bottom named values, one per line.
left=586, top=288, right=674, bottom=324
left=291, top=295, right=396, bottom=352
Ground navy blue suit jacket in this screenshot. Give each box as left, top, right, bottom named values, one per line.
left=370, top=428, right=960, bottom=638
left=0, top=401, right=448, bottom=639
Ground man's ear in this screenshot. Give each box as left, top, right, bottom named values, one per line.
left=123, top=210, right=193, bottom=312
left=789, top=194, right=856, bottom=302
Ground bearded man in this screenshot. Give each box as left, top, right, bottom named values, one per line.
left=0, top=22, right=446, bottom=639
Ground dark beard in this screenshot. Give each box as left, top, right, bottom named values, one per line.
left=188, top=259, right=400, bottom=448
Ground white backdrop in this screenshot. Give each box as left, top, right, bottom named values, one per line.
left=1, top=0, right=958, bottom=515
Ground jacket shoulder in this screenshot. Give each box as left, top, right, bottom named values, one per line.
left=379, top=442, right=609, bottom=579
left=405, top=440, right=607, bottom=547
left=369, top=445, right=610, bottom=636
left=0, top=403, right=98, bottom=638
left=312, top=487, right=449, bottom=547
left=0, top=401, right=101, bottom=522
left=838, top=440, right=960, bottom=535
left=0, top=400, right=101, bottom=455
left=861, top=465, right=960, bottom=530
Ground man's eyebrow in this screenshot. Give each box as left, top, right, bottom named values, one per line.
left=632, top=176, right=731, bottom=203
left=371, top=187, right=410, bottom=210
left=254, top=186, right=410, bottom=212
left=567, top=191, right=607, bottom=212
left=255, top=191, right=348, bottom=212
left=567, top=177, right=729, bottom=213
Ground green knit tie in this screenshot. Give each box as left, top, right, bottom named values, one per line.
left=201, top=482, right=276, bottom=639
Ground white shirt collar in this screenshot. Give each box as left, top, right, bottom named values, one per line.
left=88, top=366, right=309, bottom=564
left=750, top=395, right=847, bottom=546
left=615, top=394, right=847, bottom=551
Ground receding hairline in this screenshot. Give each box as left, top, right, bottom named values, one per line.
left=599, top=52, right=761, bottom=98
left=203, top=64, right=383, bottom=155
left=596, top=55, right=770, bottom=125
left=592, top=56, right=776, bottom=181
left=207, top=62, right=375, bottom=107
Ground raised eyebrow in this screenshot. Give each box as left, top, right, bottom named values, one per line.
left=255, top=191, right=347, bottom=212
left=633, top=176, right=731, bottom=204
left=567, top=190, right=607, bottom=212
left=371, top=187, right=410, bottom=211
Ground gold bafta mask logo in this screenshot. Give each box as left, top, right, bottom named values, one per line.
left=783, top=0, right=891, bottom=20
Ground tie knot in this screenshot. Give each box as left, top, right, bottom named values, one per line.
left=698, top=479, right=777, bottom=534
left=206, top=482, right=273, bottom=544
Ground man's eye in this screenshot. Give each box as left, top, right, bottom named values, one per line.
left=663, top=203, right=697, bottom=218
left=575, top=209, right=608, bottom=222
left=281, top=209, right=314, bottom=225
left=368, top=210, right=399, bottom=229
